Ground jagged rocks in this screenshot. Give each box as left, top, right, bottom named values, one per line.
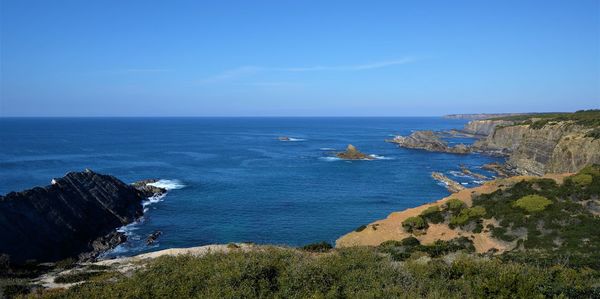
left=460, top=165, right=487, bottom=180
left=431, top=172, right=465, bottom=193
left=0, top=170, right=149, bottom=263
left=131, top=179, right=167, bottom=198
left=79, top=231, right=128, bottom=261
left=336, top=144, right=374, bottom=160
left=146, top=231, right=163, bottom=245
left=389, top=131, right=470, bottom=154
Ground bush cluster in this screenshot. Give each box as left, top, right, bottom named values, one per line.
left=449, top=206, right=486, bottom=227
left=31, top=246, right=600, bottom=298
left=401, top=216, right=428, bottom=233
left=512, top=195, right=552, bottom=212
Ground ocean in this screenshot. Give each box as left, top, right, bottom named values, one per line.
left=0, top=117, right=502, bottom=256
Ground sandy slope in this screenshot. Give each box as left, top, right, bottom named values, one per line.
left=335, top=174, right=570, bottom=253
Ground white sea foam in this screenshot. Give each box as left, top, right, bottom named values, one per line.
left=320, top=156, right=341, bottom=161
left=117, top=219, right=143, bottom=234
left=147, top=179, right=185, bottom=190
left=369, top=154, right=393, bottom=160
left=288, top=137, right=306, bottom=142
left=448, top=170, right=471, bottom=178
left=319, top=147, right=336, bottom=151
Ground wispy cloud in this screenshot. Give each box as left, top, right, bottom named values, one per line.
left=120, top=68, right=172, bottom=73
left=95, top=68, right=173, bottom=75
left=200, top=57, right=415, bottom=83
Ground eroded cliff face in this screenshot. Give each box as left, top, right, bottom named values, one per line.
left=462, top=119, right=514, bottom=136
left=475, top=122, right=600, bottom=175
left=0, top=170, right=145, bottom=263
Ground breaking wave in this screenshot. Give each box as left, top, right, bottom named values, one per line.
left=147, top=179, right=185, bottom=190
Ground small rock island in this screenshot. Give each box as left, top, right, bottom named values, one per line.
left=336, top=144, right=374, bottom=160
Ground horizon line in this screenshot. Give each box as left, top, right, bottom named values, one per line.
left=0, top=112, right=570, bottom=119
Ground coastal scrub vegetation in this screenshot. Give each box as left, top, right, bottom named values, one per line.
left=489, top=109, right=600, bottom=129
left=473, top=164, right=600, bottom=269
left=25, top=246, right=600, bottom=298
left=419, top=205, right=444, bottom=224
left=449, top=206, right=486, bottom=227
left=401, top=216, right=428, bottom=233
left=512, top=195, right=552, bottom=212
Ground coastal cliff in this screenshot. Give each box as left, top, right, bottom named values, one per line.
left=473, top=117, right=600, bottom=175
left=395, top=111, right=600, bottom=176
left=0, top=170, right=154, bottom=263
left=462, top=119, right=514, bottom=136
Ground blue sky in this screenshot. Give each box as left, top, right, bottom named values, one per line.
left=1, top=0, right=599, bottom=116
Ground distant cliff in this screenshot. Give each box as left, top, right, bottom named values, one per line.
left=473, top=111, right=600, bottom=175
left=462, top=119, right=515, bottom=136
left=444, top=113, right=526, bottom=120
left=0, top=170, right=152, bottom=263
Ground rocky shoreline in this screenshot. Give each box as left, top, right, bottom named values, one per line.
left=389, top=111, right=600, bottom=176
left=386, top=131, right=470, bottom=154
left=0, top=170, right=166, bottom=264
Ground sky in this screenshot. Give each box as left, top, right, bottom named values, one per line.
left=1, top=0, right=599, bottom=116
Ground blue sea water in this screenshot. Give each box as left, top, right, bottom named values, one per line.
left=0, top=117, right=502, bottom=256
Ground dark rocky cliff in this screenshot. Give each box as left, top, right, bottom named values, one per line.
left=0, top=169, right=146, bottom=263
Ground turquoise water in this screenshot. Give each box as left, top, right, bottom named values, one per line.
left=0, top=117, right=501, bottom=256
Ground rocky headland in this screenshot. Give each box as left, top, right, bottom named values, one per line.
left=387, top=131, right=470, bottom=154
left=0, top=170, right=165, bottom=264
left=393, top=111, right=600, bottom=176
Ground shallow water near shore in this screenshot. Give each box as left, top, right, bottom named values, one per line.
left=0, top=117, right=502, bottom=257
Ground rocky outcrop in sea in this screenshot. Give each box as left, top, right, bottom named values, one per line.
left=336, top=144, right=374, bottom=160
left=431, top=172, right=465, bottom=193
left=388, top=131, right=470, bottom=154
left=0, top=169, right=165, bottom=264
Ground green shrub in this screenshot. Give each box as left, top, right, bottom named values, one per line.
left=401, top=236, right=421, bottom=247
left=491, top=227, right=517, bottom=242
left=585, top=127, right=600, bottom=139
left=420, top=205, right=444, bottom=224
left=402, top=216, right=428, bottom=233
left=578, top=164, right=600, bottom=176
left=301, top=242, right=333, bottom=253
left=571, top=174, right=593, bottom=186
left=513, top=195, right=552, bottom=212
left=445, top=198, right=465, bottom=212
left=449, top=206, right=486, bottom=227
